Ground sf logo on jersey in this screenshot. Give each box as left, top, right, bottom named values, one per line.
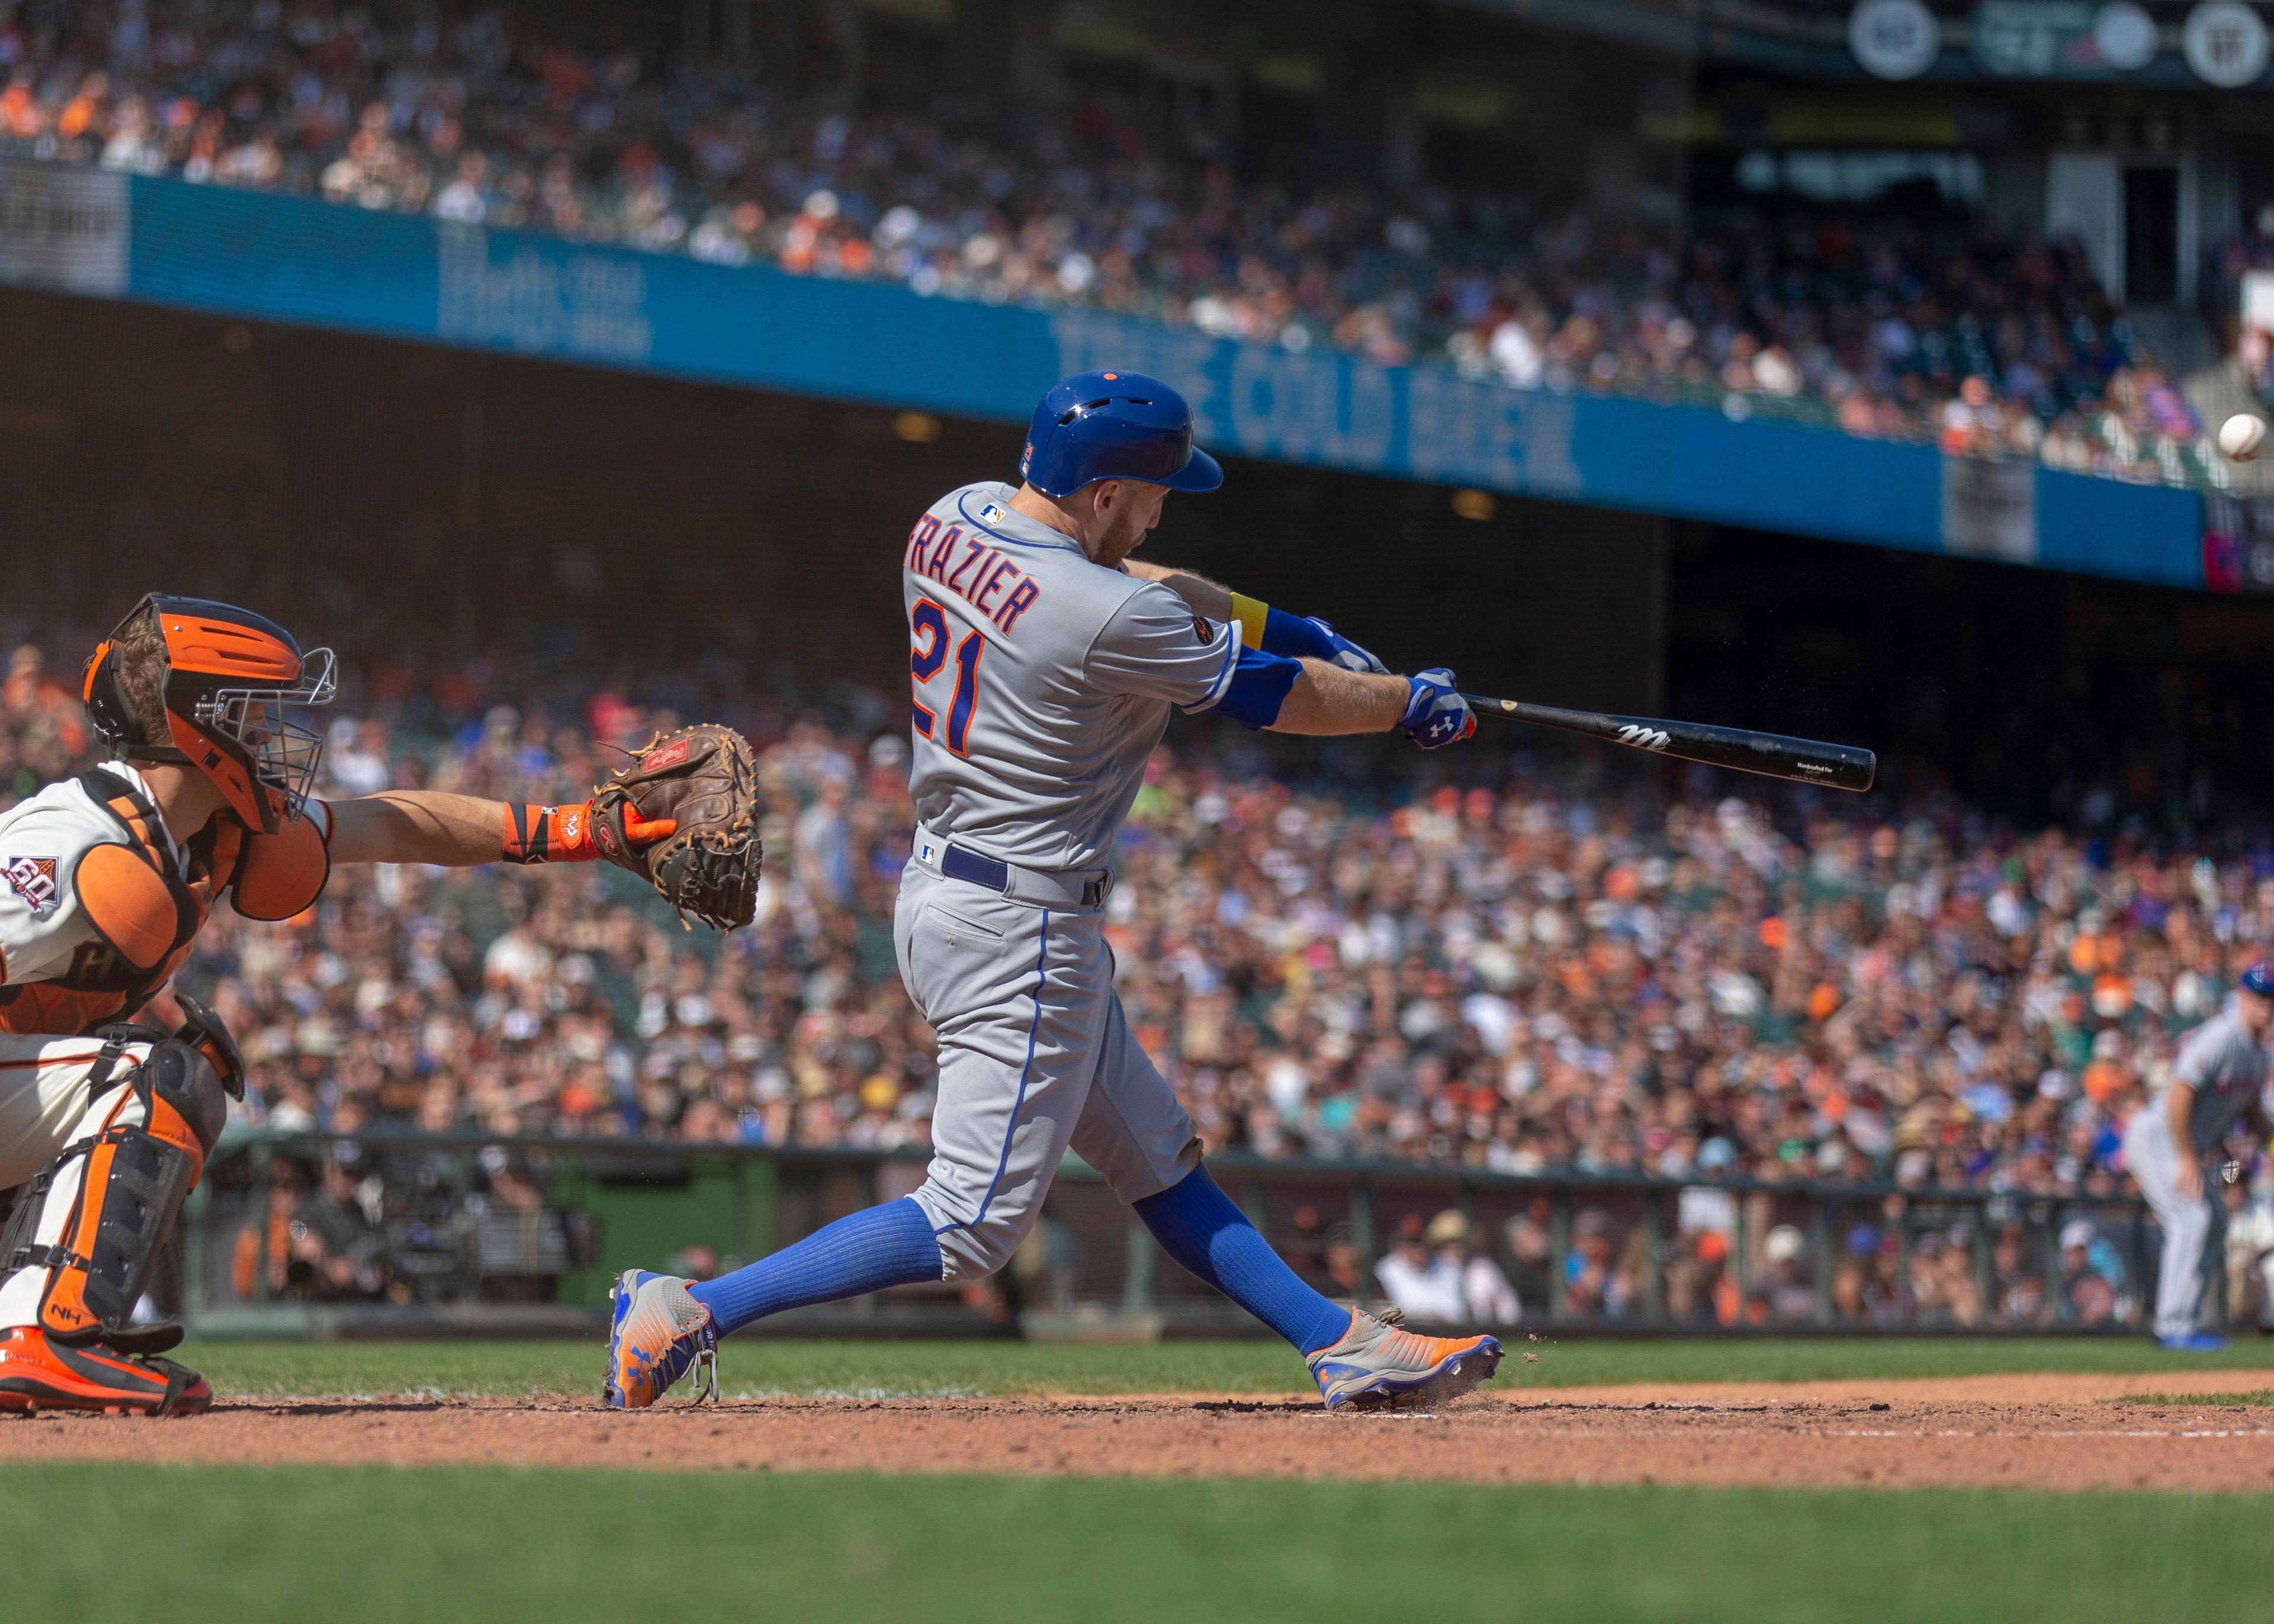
left=2, top=855, right=59, bottom=917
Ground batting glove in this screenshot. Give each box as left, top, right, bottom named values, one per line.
left=1401, top=668, right=1476, bottom=750
left=1307, top=618, right=1390, bottom=675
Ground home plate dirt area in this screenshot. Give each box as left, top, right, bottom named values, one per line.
left=5, top=1372, right=2274, bottom=1491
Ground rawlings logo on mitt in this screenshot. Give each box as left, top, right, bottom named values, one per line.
left=591, top=724, right=762, bottom=930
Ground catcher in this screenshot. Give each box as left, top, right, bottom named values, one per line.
left=0, top=594, right=759, bottom=1414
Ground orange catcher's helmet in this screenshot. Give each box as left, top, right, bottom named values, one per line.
left=82, top=595, right=337, bottom=834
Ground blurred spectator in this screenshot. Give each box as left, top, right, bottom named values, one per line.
left=1563, top=1208, right=1629, bottom=1319
left=1829, top=1224, right=1881, bottom=1324
left=2057, top=1219, right=2125, bottom=1326
left=1374, top=1211, right=1463, bottom=1322
left=667, top=1242, right=722, bottom=1284
left=1320, top=1221, right=1363, bottom=1301
left=1668, top=1227, right=1737, bottom=1325
left=1447, top=1212, right=1520, bottom=1323
left=229, top=1157, right=387, bottom=1302
left=1990, top=1222, right=2047, bottom=1324
left=1502, top=1205, right=1556, bottom=1311
left=1374, top=1208, right=1518, bottom=1325
left=2223, top=1178, right=2274, bottom=1330
left=1759, top=1223, right=1816, bottom=1324
left=2185, top=319, right=2274, bottom=497
left=2, top=641, right=86, bottom=797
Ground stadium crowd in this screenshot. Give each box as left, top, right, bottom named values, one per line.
left=7, top=628, right=2268, bottom=1217
left=21, top=620, right=2274, bottom=1327
left=0, top=0, right=2218, bottom=484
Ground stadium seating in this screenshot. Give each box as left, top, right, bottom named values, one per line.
left=0, top=0, right=2236, bottom=486
left=1, top=632, right=2207, bottom=1210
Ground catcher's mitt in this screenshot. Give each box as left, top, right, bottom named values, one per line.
left=590, top=725, right=762, bottom=930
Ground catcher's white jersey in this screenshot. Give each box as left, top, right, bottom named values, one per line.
left=901, top=481, right=1238, bottom=872
left=0, top=764, right=331, bottom=1034
left=0, top=766, right=172, bottom=988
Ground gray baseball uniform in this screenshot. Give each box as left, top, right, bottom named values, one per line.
left=2125, top=1003, right=2269, bottom=1338
left=894, top=481, right=1235, bottom=1278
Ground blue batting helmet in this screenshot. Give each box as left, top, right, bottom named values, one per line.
left=1019, top=369, right=1223, bottom=498
left=2242, top=962, right=2274, bottom=996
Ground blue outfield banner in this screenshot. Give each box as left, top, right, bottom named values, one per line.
left=0, top=159, right=2211, bottom=591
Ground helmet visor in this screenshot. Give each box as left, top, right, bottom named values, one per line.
left=192, top=646, right=338, bottom=817
left=1161, top=445, right=1223, bottom=493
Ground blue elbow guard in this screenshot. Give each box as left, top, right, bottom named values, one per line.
left=1259, top=606, right=1340, bottom=663
left=1205, top=644, right=1302, bottom=729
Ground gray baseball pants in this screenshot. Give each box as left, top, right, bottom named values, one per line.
left=892, top=858, right=1201, bottom=1282
left=2125, top=1111, right=2226, bottom=1341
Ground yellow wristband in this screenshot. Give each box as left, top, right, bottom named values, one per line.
left=1228, top=591, right=1270, bottom=651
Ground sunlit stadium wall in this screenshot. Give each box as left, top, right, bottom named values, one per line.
left=0, top=159, right=2213, bottom=591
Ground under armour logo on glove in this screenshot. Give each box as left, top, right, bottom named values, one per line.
left=1400, top=668, right=1476, bottom=750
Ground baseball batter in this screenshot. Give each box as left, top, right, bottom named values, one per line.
left=0, top=596, right=750, bottom=1414
left=2123, top=964, right=2274, bottom=1349
left=609, top=369, right=1504, bottom=1410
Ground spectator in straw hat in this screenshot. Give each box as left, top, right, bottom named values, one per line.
left=1424, top=1209, right=1520, bottom=1326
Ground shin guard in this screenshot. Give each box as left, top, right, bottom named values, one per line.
left=0, top=1033, right=226, bottom=1349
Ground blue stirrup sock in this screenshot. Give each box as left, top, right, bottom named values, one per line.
left=689, top=1196, right=945, bottom=1338
left=1133, top=1166, right=1351, bottom=1355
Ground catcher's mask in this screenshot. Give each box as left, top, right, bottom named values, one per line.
left=82, top=594, right=338, bottom=834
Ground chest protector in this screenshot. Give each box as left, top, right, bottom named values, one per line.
left=0, top=770, right=325, bottom=1038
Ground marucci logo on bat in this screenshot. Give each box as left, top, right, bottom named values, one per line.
left=1466, top=694, right=1874, bottom=791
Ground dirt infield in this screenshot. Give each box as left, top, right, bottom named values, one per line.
left=5, top=1371, right=2273, bottom=1491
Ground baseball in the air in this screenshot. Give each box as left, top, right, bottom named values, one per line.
left=2220, top=413, right=2267, bottom=462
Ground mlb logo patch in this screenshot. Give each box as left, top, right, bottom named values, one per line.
left=979, top=501, right=1007, bottom=524
left=3, top=856, right=59, bottom=918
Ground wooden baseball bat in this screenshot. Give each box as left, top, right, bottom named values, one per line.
left=1460, top=694, right=1877, bottom=792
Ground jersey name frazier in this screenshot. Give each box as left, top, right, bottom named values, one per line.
left=902, top=512, right=1043, bottom=633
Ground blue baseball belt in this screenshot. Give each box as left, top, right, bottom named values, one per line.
left=911, top=826, right=1114, bottom=910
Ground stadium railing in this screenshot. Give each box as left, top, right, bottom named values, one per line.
left=173, top=1130, right=2164, bottom=1339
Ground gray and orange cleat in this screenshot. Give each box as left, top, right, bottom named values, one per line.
left=603, top=1269, right=718, bottom=1410
left=0, top=1326, right=213, bottom=1417
left=1305, top=1307, right=1502, bottom=1410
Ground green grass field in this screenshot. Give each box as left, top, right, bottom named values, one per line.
left=2116, top=1388, right=2274, bottom=1406
left=173, top=1332, right=2274, bottom=1401
left=1, top=1464, right=2265, bottom=1624
left=8, top=1337, right=2272, bottom=1622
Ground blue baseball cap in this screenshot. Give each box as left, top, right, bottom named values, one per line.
left=1019, top=370, right=1223, bottom=498
left=2241, top=962, right=2274, bottom=996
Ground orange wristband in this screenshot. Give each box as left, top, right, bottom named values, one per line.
left=502, top=800, right=600, bottom=864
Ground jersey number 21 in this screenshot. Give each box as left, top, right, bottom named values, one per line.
left=911, top=599, right=984, bottom=755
